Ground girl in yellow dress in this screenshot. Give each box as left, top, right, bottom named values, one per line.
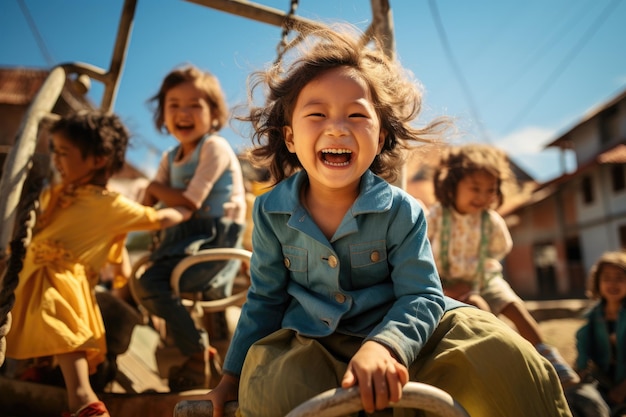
left=6, top=111, right=191, bottom=417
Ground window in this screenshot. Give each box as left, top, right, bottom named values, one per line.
left=612, top=164, right=625, bottom=192
left=581, top=175, right=594, bottom=204
left=565, top=236, right=585, bottom=295
left=599, top=106, right=619, bottom=145
left=533, top=243, right=558, bottom=297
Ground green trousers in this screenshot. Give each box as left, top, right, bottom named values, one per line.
left=238, top=307, right=572, bottom=417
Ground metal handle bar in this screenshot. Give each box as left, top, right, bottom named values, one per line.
left=286, top=382, right=469, bottom=417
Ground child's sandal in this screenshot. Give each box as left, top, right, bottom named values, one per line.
left=62, top=400, right=110, bottom=417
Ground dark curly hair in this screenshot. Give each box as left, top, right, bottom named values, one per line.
left=49, top=110, right=129, bottom=186
left=238, top=23, right=452, bottom=185
left=433, top=143, right=514, bottom=209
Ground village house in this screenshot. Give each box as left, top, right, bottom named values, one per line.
left=502, top=87, right=626, bottom=299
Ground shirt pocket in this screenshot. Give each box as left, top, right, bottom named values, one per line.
left=349, top=240, right=389, bottom=288
left=282, top=245, right=308, bottom=285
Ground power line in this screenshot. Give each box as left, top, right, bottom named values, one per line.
left=464, top=3, right=528, bottom=63
left=15, top=0, right=166, bottom=161
left=483, top=0, right=591, bottom=106
left=427, top=0, right=491, bottom=144
left=504, top=0, right=621, bottom=132
left=17, top=0, right=55, bottom=67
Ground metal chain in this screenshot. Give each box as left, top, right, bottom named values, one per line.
left=274, top=0, right=299, bottom=65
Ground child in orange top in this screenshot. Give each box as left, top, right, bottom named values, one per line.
left=6, top=111, right=191, bottom=417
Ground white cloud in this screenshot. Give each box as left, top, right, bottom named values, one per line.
left=495, top=126, right=556, bottom=154
left=495, top=126, right=577, bottom=183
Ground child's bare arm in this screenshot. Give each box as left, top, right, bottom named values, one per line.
left=204, top=373, right=240, bottom=417
left=141, top=186, right=158, bottom=207
left=156, top=206, right=192, bottom=228
left=341, top=340, right=409, bottom=414
left=144, top=181, right=197, bottom=210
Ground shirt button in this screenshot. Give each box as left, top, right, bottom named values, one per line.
left=283, top=257, right=291, bottom=268
left=334, top=293, right=346, bottom=303
left=328, top=255, right=338, bottom=268
left=370, top=251, right=380, bottom=262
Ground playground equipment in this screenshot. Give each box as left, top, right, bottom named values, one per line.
left=174, top=382, right=470, bottom=417
left=0, top=1, right=468, bottom=415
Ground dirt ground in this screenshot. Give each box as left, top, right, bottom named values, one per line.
left=511, top=299, right=591, bottom=367
left=537, top=317, right=585, bottom=366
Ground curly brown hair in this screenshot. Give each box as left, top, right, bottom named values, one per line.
left=433, top=143, right=515, bottom=209
left=149, top=64, right=228, bottom=134
left=586, top=250, right=626, bottom=300
left=238, top=23, right=452, bottom=185
left=49, top=110, right=129, bottom=186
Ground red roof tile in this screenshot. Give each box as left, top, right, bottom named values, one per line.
left=0, top=67, right=48, bottom=105
left=598, top=144, right=626, bottom=164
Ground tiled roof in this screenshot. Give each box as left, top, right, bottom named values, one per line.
left=545, top=87, right=626, bottom=149
left=0, top=67, right=49, bottom=105
left=598, top=143, right=626, bottom=164
left=510, top=141, right=626, bottom=213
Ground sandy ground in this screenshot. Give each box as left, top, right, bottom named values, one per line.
left=537, top=317, right=586, bottom=367
left=515, top=299, right=590, bottom=366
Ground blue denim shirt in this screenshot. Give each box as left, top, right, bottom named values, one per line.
left=223, top=170, right=448, bottom=375
left=576, top=301, right=626, bottom=383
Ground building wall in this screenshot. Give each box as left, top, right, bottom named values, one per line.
left=611, top=100, right=626, bottom=141
left=0, top=102, right=51, bottom=156
left=507, top=160, right=626, bottom=299
left=579, top=223, right=613, bottom=272
left=506, top=88, right=626, bottom=299
left=505, top=179, right=589, bottom=299
left=506, top=196, right=558, bottom=298
left=570, top=121, right=600, bottom=165
left=601, top=164, right=626, bottom=215
left=505, top=238, right=536, bottom=296
left=572, top=163, right=626, bottom=272
left=562, top=186, right=578, bottom=228
left=0, top=104, right=26, bottom=146
left=575, top=171, right=607, bottom=223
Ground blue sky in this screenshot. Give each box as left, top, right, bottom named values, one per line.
left=2, top=0, right=625, bottom=182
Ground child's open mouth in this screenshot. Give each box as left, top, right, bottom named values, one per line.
left=176, top=123, right=194, bottom=133
left=320, top=149, right=352, bottom=167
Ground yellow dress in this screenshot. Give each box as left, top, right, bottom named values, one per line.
left=6, top=184, right=161, bottom=373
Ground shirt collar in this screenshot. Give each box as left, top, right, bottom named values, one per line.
left=263, top=170, right=393, bottom=215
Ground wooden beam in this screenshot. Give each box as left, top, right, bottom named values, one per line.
left=370, top=0, right=395, bottom=59
left=184, top=0, right=325, bottom=32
